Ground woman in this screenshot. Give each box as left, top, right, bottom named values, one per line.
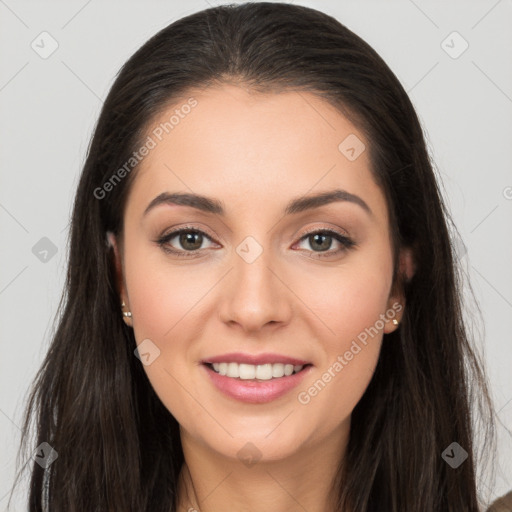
left=11, top=2, right=496, bottom=511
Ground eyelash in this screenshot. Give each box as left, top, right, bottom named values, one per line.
left=155, top=225, right=356, bottom=259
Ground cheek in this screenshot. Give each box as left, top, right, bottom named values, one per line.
left=293, top=256, right=393, bottom=347
left=123, top=245, right=208, bottom=422
left=123, top=243, right=201, bottom=385
left=292, top=255, right=392, bottom=415
left=124, top=242, right=211, bottom=341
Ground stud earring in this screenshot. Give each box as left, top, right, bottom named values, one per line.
left=392, top=319, right=399, bottom=326
left=121, top=301, right=132, bottom=318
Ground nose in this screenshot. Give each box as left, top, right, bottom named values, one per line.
left=218, top=242, right=293, bottom=334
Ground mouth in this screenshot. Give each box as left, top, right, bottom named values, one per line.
left=203, top=361, right=312, bottom=381
left=201, top=360, right=314, bottom=404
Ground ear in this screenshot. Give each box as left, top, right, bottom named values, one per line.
left=383, top=246, right=416, bottom=334
left=107, top=231, right=133, bottom=326
left=107, top=231, right=127, bottom=304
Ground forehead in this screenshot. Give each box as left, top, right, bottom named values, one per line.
left=125, top=84, right=388, bottom=224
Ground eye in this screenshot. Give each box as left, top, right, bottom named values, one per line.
left=155, top=226, right=356, bottom=259
left=294, top=229, right=356, bottom=258
left=156, top=227, right=217, bottom=257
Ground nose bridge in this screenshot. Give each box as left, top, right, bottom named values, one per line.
left=219, top=234, right=291, bottom=330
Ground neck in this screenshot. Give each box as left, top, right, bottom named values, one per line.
left=176, top=422, right=350, bottom=512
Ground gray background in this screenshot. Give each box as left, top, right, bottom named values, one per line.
left=1, top=0, right=511, bottom=509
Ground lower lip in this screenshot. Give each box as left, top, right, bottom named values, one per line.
left=202, top=363, right=313, bottom=404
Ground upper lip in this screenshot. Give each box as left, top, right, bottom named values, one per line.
left=201, top=352, right=311, bottom=366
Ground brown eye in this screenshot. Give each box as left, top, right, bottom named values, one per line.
left=295, top=229, right=356, bottom=258
left=308, top=233, right=333, bottom=252
left=178, top=231, right=204, bottom=251
left=156, top=227, right=217, bottom=257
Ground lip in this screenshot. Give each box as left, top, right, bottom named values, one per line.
left=201, top=362, right=314, bottom=404
left=201, top=352, right=311, bottom=366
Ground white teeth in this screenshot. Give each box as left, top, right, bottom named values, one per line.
left=228, top=362, right=239, bottom=378
left=209, top=362, right=305, bottom=380
left=272, top=363, right=284, bottom=377
left=255, top=363, right=272, bottom=380
left=239, top=364, right=256, bottom=380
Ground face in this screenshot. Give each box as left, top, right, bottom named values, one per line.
left=110, top=84, right=410, bottom=465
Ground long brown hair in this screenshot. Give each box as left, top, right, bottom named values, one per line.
left=11, top=3, right=495, bottom=510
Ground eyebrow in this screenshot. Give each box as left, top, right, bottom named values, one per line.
left=143, top=189, right=373, bottom=218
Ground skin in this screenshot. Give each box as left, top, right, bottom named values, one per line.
left=110, top=83, right=414, bottom=512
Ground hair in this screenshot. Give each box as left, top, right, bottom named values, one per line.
left=10, top=2, right=496, bottom=511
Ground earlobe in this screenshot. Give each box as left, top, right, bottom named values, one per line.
left=384, top=246, right=416, bottom=334
left=383, top=300, right=403, bottom=334
left=107, top=231, right=133, bottom=327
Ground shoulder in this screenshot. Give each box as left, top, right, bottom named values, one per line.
left=486, top=490, right=512, bottom=512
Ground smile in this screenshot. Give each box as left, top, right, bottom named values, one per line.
left=209, top=362, right=305, bottom=380
left=202, top=362, right=313, bottom=403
